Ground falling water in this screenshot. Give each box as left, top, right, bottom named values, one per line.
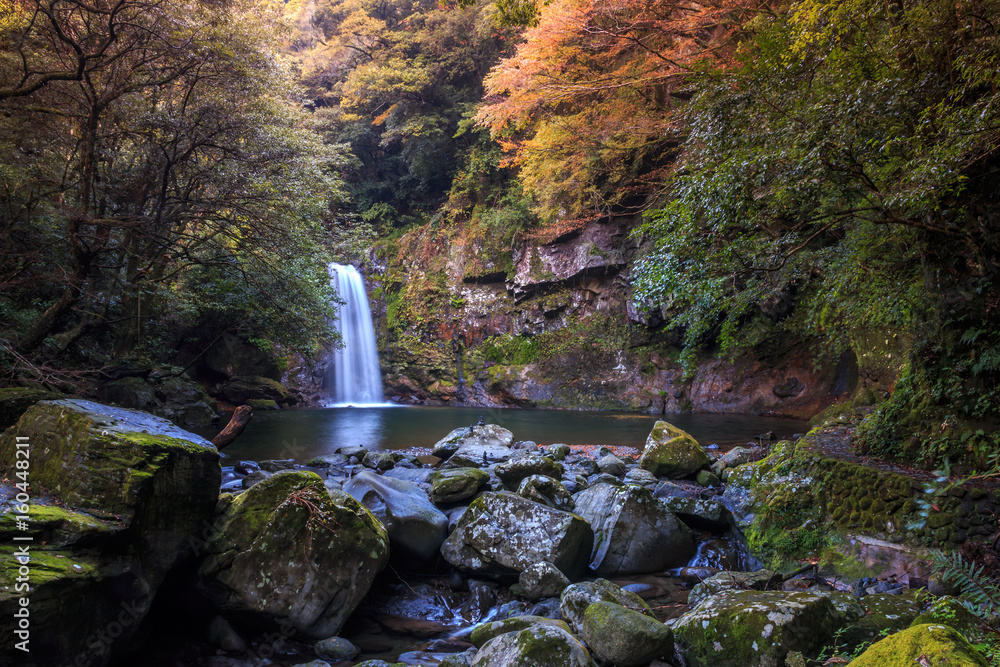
left=324, top=263, right=385, bottom=406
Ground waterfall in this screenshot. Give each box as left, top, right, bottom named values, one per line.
left=324, top=263, right=385, bottom=406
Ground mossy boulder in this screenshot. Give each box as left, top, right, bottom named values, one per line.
left=198, top=471, right=389, bottom=637
left=638, top=421, right=710, bottom=478
left=0, top=399, right=220, bottom=564
left=560, top=579, right=652, bottom=635
left=495, top=455, right=563, bottom=489
left=441, top=492, right=593, bottom=579
left=847, top=623, right=988, bottom=667
left=834, top=589, right=930, bottom=654
left=0, top=399, right=220, bottom=666
left=470, top=624, right=596, bottom=667
left=429, top=467, right=490, bottom=504
left=220, top=375, right=294, bottom=406
left=672, top=590, right=845, bottom=667
left=469, top=615, right=572, bottom=648
left=580, top=600, right=674, bottom=667
left=573, top=483, right=694, bottom=574
left=0, top=386, right=64, bottom=430
left=911, top=597, right=982, bottom=637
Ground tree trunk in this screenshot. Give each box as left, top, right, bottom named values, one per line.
left=212, top=405, right=253, bottom=451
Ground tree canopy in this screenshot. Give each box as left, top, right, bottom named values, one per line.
left=0, top=0, right=346, bottom=367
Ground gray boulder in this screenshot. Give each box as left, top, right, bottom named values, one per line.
left=518, top=562, right=572, bottom=601
left=495, top=455, right=563, bottom=489
left=442, top=443, right=514, bottom=470
left=573, top=483, right=694, bottom=574
left=343, top=470, right=448, bottom=563
left=517, top=474, right=575, bottom=511
left=433, top=424, right=515, bottom=459
left=622, top=468, right=657, bottom=487
left=580, top=601, right=674, bottom=666
left=597, top=454, right=627, bottom=477
left=441, top=492, right=593, bottom=579
left=471, top=624, right=596, bottom=667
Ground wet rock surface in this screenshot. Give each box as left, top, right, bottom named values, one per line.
left=441, top=492, right=594, bottom=579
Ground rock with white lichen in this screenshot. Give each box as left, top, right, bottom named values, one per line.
left=441, top=492, right=593, bottom=579
left=672, top=590, right=845, bottom=667
left=470, top=624, right=596, bottom=667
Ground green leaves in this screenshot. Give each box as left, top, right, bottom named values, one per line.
left=633, top=0, right=1000, bottom=382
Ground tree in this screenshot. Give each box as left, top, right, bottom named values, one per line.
left=0, top=0, right=347, bottom=364
left=476, top=0, right=764, bottom=238
left=632, top=0, right=1000, bottom=467
left=281, top=0, right=517, bottom=226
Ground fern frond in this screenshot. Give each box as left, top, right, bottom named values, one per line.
left=933, top=549, right=1000, bottom=622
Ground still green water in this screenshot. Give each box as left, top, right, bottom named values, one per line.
left=209, top=406, right=808, bottom=462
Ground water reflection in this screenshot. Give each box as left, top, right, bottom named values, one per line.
left=208, top=405, right=808, bottom=463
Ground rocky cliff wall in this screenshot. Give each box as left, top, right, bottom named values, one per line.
left=370, top=217, right=859, bottom=419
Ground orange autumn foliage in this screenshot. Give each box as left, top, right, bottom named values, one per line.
left=476, top=0, right=765, bottom=239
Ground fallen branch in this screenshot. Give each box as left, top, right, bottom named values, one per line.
left=212, top=405, right=252, bottom=450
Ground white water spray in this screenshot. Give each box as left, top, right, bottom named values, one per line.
left=324, top=263, right=385, bottom=406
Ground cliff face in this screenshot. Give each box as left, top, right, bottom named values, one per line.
left=371, top=218, right=854, bottom=419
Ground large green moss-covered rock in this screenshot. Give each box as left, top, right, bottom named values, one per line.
left=199, top=471, right=389, bottom=637
left=847, top=624, right=988, bottom=667
left=0, top=399, right=220, bottom=667
left=441, top=492, right=593, bottom=579
left=559, top=579, right=652, bottom=635
left=638, top=421, right=710, bottom=478
left=471, top=624, right=596, bottom=667
left=672, top=590, right=844, bottom=667
left=430, top=467, right=489, bottom=504
left=580, top=600, right=674, bottom=666
left=0, top=387, right=64, bottom=431
left=0, top=399, right=220, bottom=565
